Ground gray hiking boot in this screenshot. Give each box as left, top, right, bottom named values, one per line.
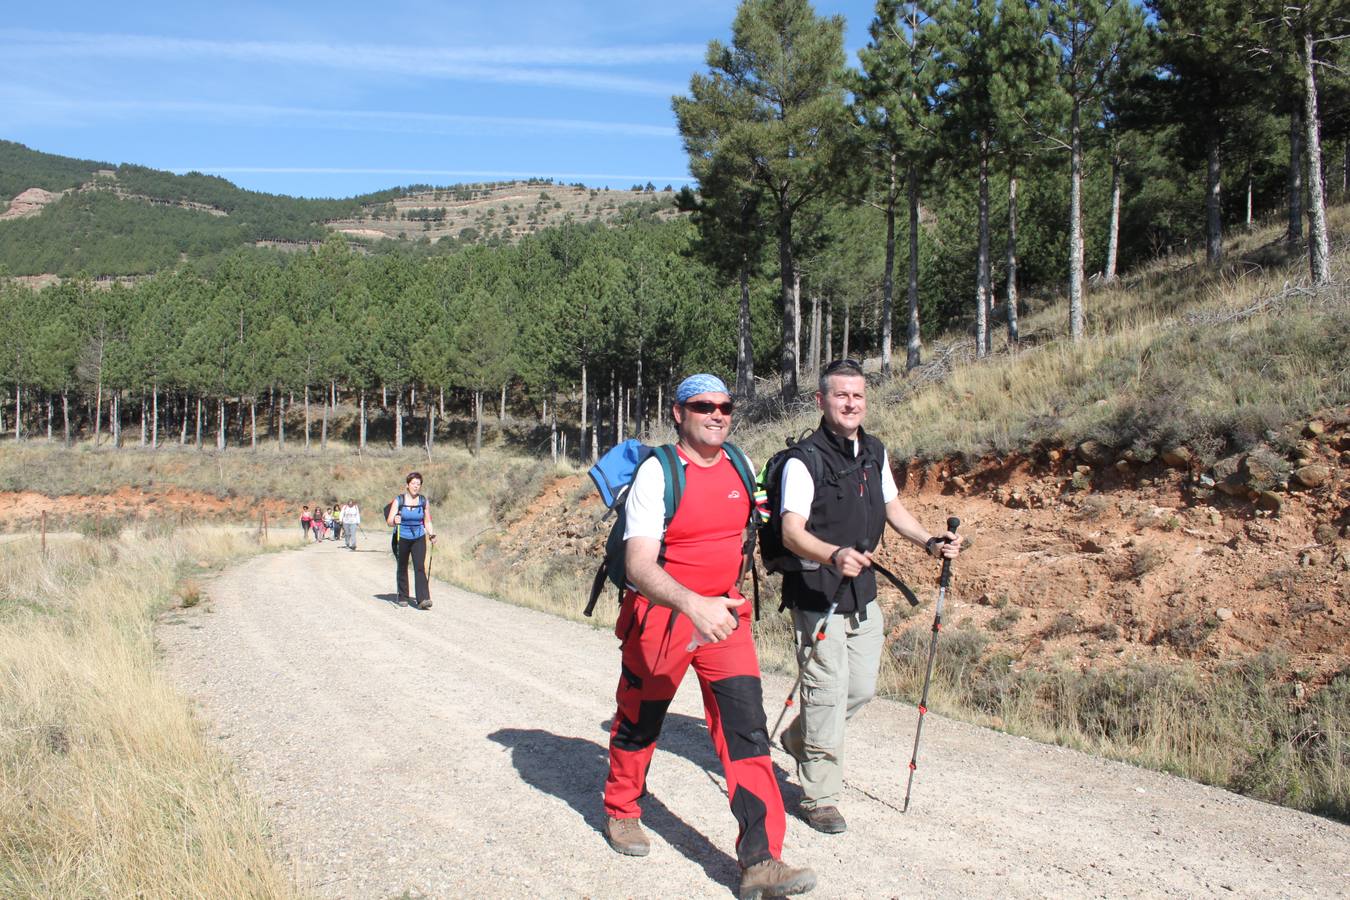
left=603, top=816, right=650, bottom=857
left=801, top=805, right=847, bottom=834
left=738, top=858, right=817, bottom=900
left=415, top=597, right=433, bottom=610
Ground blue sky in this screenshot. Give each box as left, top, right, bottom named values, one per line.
left=3, top=1, right=881, bottom=199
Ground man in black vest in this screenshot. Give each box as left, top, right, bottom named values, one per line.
left=779, top=359, right=961, bottom=834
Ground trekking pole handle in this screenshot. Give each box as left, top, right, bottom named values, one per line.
left=938, top=517, right=960, bottom=589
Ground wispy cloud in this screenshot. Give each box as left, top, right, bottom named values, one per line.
left=0, top=91, right=676, bottom=139
left=170, top=166, right=694, bottom=183
left=1, top=29, right=696, bottom=96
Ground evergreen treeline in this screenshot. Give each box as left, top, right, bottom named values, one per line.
left=0, top=223, right=753, bottom=458
left=674, top=0, right=1349, bottom=399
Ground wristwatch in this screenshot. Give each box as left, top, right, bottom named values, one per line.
left=925, top=536, right=943, bottom=557
left=829, top=546, right=844, bottom=567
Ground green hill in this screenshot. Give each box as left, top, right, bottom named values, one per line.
left=0, top=141, right=675, bottom=276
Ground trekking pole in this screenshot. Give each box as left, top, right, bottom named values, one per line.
left=902, top=516, right=960, bottom=813
left=770, top=542, right=864, bottom=744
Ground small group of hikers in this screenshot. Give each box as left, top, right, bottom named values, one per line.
left=300, top=500, right=363, bottom=550
left=599, top=366, right=961, bottom=900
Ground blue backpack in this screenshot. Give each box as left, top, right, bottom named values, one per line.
left=584, top=438, right=759, bottom=617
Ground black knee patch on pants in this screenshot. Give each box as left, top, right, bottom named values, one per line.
left=613, top=698, right=672, bottom=752
left=709, top=675, right=770, bottom=762
left=730, top=784, right=771, bottom=866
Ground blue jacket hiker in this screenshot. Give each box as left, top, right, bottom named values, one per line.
left=385, top=472, right=437, bottom=610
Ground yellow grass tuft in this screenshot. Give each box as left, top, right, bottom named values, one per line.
left=0, top=527, right=304, bottom=897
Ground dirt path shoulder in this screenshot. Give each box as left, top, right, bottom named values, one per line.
left=159, top=542, right=1349, bottom=899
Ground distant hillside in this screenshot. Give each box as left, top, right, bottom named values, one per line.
left=0, top=140, right=678, bottom=276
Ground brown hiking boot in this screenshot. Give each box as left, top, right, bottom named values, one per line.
left=738, top=858, right=817, bottom=900
left=801, top=805, right=847, bottom=834
left=603, top=816, right=650, bottom=857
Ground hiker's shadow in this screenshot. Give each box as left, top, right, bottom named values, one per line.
left=373, top=593, right=402, bottom=606
left=488, top=727, right=739, bottom=890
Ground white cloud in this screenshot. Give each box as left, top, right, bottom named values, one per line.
left=1, top=29, right=696, bottom=95
left=0, top=92, right=675, bottom=139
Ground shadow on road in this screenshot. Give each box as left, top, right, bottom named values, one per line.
left=488, top=727, right=739, bottom=891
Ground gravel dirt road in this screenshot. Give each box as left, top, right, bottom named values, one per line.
left=160, top=541, right=1349, bottom=899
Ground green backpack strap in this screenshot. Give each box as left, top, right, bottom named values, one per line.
left=722, top=442, right=762, bottom=619
left=651, top=444, right=685, bottom=526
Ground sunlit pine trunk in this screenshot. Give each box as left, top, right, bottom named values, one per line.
left=1205, top=136, right=1223, bottom=266
left=907, top=168, right=922, bottom=370
left=881, top=154, right=897, bottom=377
left=736, top=263, right=754, bottom=399
left=1302, top=29, right=1331, bottom=285
left=217, top=398, right=225, bottom=451
left=975, top=139, right=991, bottom=358
left=1007, top=174, right=1021, bottom=347
left=1069, top=103, right=1087, bottom=340
left=394, top=390, right=403, bottom=450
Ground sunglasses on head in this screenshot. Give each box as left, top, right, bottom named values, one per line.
left=824, top=358, right=863, bottom=374
left=683, top=400, right=735, bottom=415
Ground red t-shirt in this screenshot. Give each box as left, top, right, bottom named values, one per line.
left=657, top=448, right=751, bottom=598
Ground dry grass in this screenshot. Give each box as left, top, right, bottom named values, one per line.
left=0, top=526, right=305, bottom=897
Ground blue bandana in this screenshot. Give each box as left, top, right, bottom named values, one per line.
left=676, top=374, right=729, bottom=404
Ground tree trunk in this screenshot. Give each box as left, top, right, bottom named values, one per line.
left=217, top=398, right=225, bottom=451
left=180, top=394, right=188, bottom=445
left=427, top=401, right=436, bottom=456
left=140, top=395, right=147, bottom=446
left=881, top=156, right=897, bottom=377
left=550, top=393, right=558, bottom=463
left=1245, top=173, right=1254, bottom=229
left=1288, top=105, right=1304, bottom=246
left=13, top=384, right=20, bottom=441
left=474, top=390, right=483, bottom=456
left=1302, top=29, right=1330, bottom=285
left=975, top=140, right=991, bottom=357
left=591, top=395, right=599, bottom=462
left=736, top=263, right=754, bottom=399
left=808, top=294, right=821, bottom=385
left=825, top=298, right=833, bottom=366
left=439, top=387, right=445, bottom=418
left=635, top=348, right=644, bottom=435
left=94, top=379, right=102, bottom=446
left=1007, top=174, right=1021, bottom=346
left=195, top=396, right=203, bottom=448
left=151, top=386, right=158, bottom=449
left=112, top=393, right=120, bottom=447
left=1069, top=103, right=1087, bottom=340
left=321, top=386, right=328, bottom=450
left=842, top=304, right=851, bottom=362
left=1104, top=162, right=1121, bottom=283
left=278, top=393, right=286, bottom=449
left=358, top=390, right=366, bottom=452
left=907, top=167, right=922, bottom=370
left=500, top=383, right=507, bottom=421
left=62, top=392, right=70, bottom=447
left=250, top=400, right=256, bottom=448
left=581, top=362, right=589, bottom=454
left=778, top=203, right=799, bottom=401
left=46, top=394, right=52, bottom=441
left=395, top=391, right=403, bottom=450
left=304, top=386, right=311, bottom=450
left=1205, top=135, right=1223, bottom=266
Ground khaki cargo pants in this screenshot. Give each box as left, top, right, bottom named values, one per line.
left=782, top=599, right=884, bottom=810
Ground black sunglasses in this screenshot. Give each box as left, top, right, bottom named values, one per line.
left=824, top=358, right=863, bottom=374
left=683, top=400, right=735, bottom=415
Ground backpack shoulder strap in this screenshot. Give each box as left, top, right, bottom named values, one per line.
left=651, top=444, right=684, bottom=525
left=722, top=443, right=756, bottom=500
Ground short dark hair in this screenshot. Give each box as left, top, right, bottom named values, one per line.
left=406, top=472, right=423, bottom=484
left=818, top=358, right=864, bottom=394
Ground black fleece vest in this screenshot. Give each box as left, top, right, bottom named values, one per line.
left=780, top=421, right=887, bottom=614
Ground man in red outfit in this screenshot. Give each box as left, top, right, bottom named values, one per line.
left=602, top=373, right=817, bottom=900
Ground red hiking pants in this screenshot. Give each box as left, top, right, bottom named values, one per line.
left=603, top=591, right=785, bottom=868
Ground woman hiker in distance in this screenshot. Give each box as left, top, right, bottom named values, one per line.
left=386, top=472, right=436, bottom=609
